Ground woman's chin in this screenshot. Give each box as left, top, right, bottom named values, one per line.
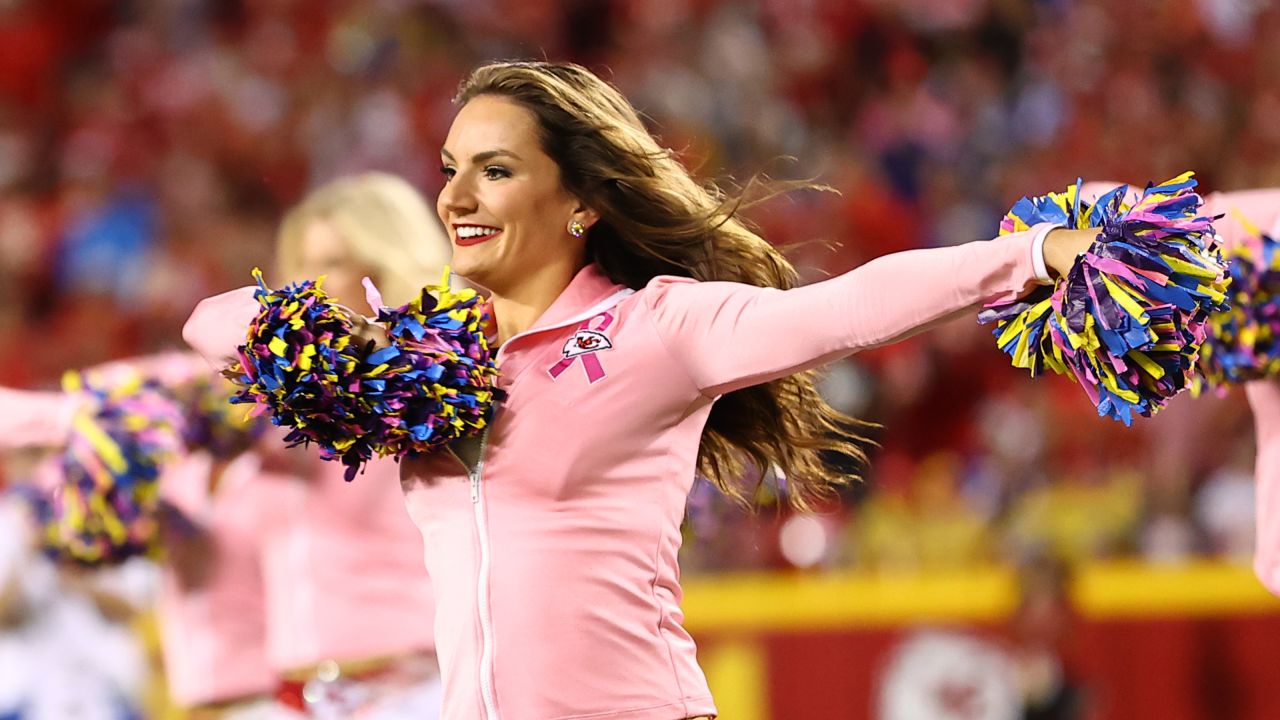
left=448, top=262, right=490, bottom=290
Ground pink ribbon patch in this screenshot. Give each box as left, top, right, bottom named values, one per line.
left=548, top=311, right=615, bottom=384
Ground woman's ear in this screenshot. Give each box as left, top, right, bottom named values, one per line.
left=572, top=202, right=600, bottom=230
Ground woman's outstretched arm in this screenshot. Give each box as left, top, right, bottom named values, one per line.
left=0, top=387, right=85, bottom=450
left=646, top=224, right=1064, bottom=397
left=182, top=286, right=260, bottom=370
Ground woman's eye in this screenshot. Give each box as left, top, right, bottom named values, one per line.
left=440, top=166, right=456, bottom=181
left=484, top=165, right=511, bottom=180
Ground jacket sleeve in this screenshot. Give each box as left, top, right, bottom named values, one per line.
left=644, top=225, right=1052, bottom=397
left=86, top=351, right=220, bottom=389
left=0, top=388, right=85, bottom=450
left=1202, top=189, right=1280, bottom=252
left=1247, top=380, right=1280, bottom=597
left=182, top=286, right=260, bottom=371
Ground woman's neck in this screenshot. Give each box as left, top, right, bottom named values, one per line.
left=488, top=260, right=584, bottom=344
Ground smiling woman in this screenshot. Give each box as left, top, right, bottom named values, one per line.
left=392, top=61, right=1098, bottom=720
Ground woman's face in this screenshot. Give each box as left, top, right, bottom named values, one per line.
left=295, top=219, right=373, bottom=309
left=437, top=94, right=588, bottom=295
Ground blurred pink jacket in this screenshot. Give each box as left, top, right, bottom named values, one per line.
left=2, top=348, right=436, bottom=685
left=255, top=453, right=436, bottom=671
left=1079, top=181, right=1280, bottom=248
left=187, top=223, right=1053, bottom=719
left=156, top=451, right=276, bottom=706
left=0, top=350, right=212, bottom=448
left=0, top=388, right=82, bottom=449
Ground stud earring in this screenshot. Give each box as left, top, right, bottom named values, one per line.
left=568, top=219, right=587, bottom=238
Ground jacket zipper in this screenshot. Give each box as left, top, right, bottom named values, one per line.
left=458, top=286, right=633, bottom=718
left=469, top=426, right=498, bottom=719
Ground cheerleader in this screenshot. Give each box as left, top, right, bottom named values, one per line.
left=4, top=172, right=449, bottom=719
left=1197, top=189, right=1280, bottom=598
left=0, top=360, right=278, bottom=719
left=189, top=172, right=447, bottom=719
left=185, top=62, right=1097, bottom=720
left=1083, top=181, right=1280, bottom=597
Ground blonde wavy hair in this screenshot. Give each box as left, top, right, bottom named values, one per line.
left=457, top=61, right=871, bottom=510
left=276, top=172, right=450, bottom=306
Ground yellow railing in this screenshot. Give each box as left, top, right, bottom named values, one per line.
left=683, top=560, right=1280, bottom=632
left=682, top=561, right=1280, bottom=717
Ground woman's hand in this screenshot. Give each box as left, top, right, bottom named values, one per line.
left=1042, top=227, right=1099, bottom=280
left=336, top=305, right=391, bottom=350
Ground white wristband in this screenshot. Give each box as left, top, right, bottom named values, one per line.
left=1031, top=222, right=1061, bottom=284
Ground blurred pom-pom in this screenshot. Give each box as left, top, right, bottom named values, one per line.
left=365, top=269, right=503, bottom=457
left=1196, top=222, right=1280, bottom=390
left=45, top=370, right=187, bottom=565
left=227, top=269, right=377, bottom=479
left=979, top=173, right=1229, bottom=425
left=179, top=375, right=267, bottom=459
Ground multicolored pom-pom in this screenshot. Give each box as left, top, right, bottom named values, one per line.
left=1196, top=218, right=1280, bottom=390
left=366, top=269, right=503, bottom=457
left=228, top=268, right=503, bottom=479
left=178, top=375, right=267, bottom=460
left=227, top=269, right=377, bottom=479
left=45, top=370, right=187, bottom=564
left=978, top=172, right=1230, bottom=425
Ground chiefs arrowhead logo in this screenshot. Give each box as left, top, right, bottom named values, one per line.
left=561, top=329, right=613, bottom=359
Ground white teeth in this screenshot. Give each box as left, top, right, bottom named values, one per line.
left=457, top=226, right=499, bottom=239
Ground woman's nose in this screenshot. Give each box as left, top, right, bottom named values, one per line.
left=438, top=175, right=477, bottom=218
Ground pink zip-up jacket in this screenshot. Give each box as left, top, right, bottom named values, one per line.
left=179, top=307, right=438, bottom=671
left=185, top=223, right=1055, bottom=719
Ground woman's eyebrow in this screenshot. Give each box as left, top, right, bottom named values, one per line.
left=440, top=148, right=523, bottom=163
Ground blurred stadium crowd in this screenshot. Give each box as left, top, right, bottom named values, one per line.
left=0, top=0, right=1274, bottom=575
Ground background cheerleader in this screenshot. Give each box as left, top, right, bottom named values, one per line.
left=2, top=173, right=448, bottom=720
left=1082, top=181, right=1280, bottom=598
left=0, top=357, right=277, bottom=719
left=193, top=172, right=447, bottom=720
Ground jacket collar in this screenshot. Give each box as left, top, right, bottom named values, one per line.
left=497, top=264, right=633, bottom=356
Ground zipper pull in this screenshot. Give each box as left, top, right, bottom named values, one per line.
left=470, top=472, right=479, bottom=503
